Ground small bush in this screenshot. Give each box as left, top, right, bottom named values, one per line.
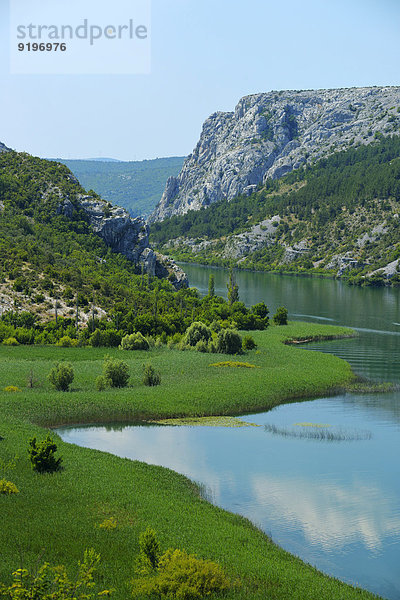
left=210, top=361, right=256, bottom=369
left=57, top=335, right=77, bottom=347
left=143, top=364, right=161, bottom=387
left=3, top=337, right=18, bottom=346
left=3, top=386, right=22, bottom=393
left=103, top=355, right=130, bottom=388
left=98, top=517, right=117, bottom=530
left=273, top=306, right=288, bottom=326
left=48, top=362, right=74, bottom=391
left=195, top=340, right=208, bottom=353
left=137, top=528, right=161, bottom=574
left=0, top=548, right=109, bottom=599
left=216, top=329, right=242, bottom=354
left=28, top=435, right=63, bottom=473
left=242, top=335, right=257, bottom=350
left=0, top=479, right=19, bottom=495
left=132, top=548, right=232, bottom=599
left=184, top=322, right=212, bottom=347
left=120, top=332, right=149, bottom=351
left=95, top=375, right=107, bottom=391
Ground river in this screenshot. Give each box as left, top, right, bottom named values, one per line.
left=57, top=265, right=400, bottom=600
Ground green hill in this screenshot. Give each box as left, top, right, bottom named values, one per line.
left=54, top=157, right=185, bottom=217
left=0, top=150, right=267, bottom=344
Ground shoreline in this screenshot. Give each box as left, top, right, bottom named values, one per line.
left=0, top=322, right=384, bottom=599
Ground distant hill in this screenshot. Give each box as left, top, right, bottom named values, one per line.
left=54, top=157, right=185, bottom=218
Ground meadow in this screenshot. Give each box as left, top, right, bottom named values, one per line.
left=0, top=322, right=382, bottom=599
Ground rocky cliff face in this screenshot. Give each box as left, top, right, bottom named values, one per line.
left=59, top=196, right=188, bottom=289
left=151, top=86, right=400, bottom=221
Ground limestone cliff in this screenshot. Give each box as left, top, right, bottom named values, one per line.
left=151, top=86, right=400, bottom=221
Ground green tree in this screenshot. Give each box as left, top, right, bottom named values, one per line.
left=208, top=274, right=215, bottom=297
left=28, top=435, right=63, bottom=473
left=103, top=355, right=130, bottom=388
left=273, top=306, right=288, bottom=326
left=48, top=362, right=74, bottom=392
left=227, top=268, right=239, bottom=306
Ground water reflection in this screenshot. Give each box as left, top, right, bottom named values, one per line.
left=57, top=396, right=400, bottom=599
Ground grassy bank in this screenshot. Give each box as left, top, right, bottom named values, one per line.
left=0, top=322, right=382, bottom=599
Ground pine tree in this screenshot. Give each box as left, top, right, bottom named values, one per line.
left=208, top=274, right=215, bottom=297
left=227, top=268, right=239, bottom=306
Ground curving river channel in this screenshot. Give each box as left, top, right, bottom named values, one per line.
left=57, top=265, right=400, bottom=600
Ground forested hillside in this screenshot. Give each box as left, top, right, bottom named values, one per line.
left=56, top=156, right=185, bottom=217
left=0, top=151, right=267, bottom=345
left=151, top=135, right=400, bottom=285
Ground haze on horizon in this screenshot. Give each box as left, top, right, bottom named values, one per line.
left=0, top=0, right=399, bottom=161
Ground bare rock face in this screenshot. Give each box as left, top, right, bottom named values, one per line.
left=151, top=86, right=400, bottom=222
left=70, top=196, right=188, bottom=289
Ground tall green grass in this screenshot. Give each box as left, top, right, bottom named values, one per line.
left=0, top=323, right=382, bottom=599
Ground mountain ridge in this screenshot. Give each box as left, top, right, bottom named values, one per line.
left=151, top=86, right=400, bottom=222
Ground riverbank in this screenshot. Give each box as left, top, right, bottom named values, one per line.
left=0, top=322, right=383, bottom=599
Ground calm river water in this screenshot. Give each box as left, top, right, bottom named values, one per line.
left=57, top=265, right=400, bottom=600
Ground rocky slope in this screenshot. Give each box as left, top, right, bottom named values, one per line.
left=151, top=86, right=400, bottom=222
left=59, top=196, right=188, bottom=289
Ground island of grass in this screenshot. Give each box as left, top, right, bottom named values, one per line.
left=0, top=322, right=382, bottom=599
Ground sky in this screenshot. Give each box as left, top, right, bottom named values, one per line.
left=1, top=0, right=400, bottom=161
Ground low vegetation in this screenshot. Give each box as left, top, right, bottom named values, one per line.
left=0, top=322, right=381, bottom=599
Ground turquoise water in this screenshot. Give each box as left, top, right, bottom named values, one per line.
left=56, top=267, right=400, bottom=599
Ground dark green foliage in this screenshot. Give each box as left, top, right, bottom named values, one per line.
left=252, top=302, right=269, bottom=320
left=103, top=355, right=130, bottom=388
left=48, top=362, right=74, bottom=391
left=217, top=329, right=242, bottom=354
left=28, top=435, right=63, bottom=473
left=242, top=335, right=257, bottom=350
left=120, top=332, right=149, bottom=351
left=142, top=364, right=161, bottom=387
left=227, top=268, right=239, bottom=306
left=273, top=307, right=288, bottom=326
left=137, top=527, right=161, bottom=573
left=183, top=322, right=212, bottom=347
left=208, top=274, right=215, bottom=297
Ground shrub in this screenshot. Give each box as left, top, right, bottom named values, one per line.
left=28, top=435, right=63, bottom=473
left=120, top=332, right=149, bottom=351
left=183, top=322, right=212, bottom=347
left=3, top=337, right=19, bottom=346
left=242, top=335, right=257, bottom=350
left=3, top=386, right=21, bottom=393
left=0, top=479, right=19, bottom=495
left=210, top=361, right=256, bottom=369
left=273, top=306, right=288, bottom=326
left=98, top=517, right=117, bottom=530
left=48, top=362, right=74, bottom=391
left=0, top=548, right=109, bottom=599
left=143, top=364, right=161, bottom=387
left=137, top=528, right=161, bottom=574
left=56, top=335, right=77, bottom=347
left=132, top=548, right=232, bottom=599
left=216, top=329, right=242, bottom=354
left=103, top=355, right=130, bottom=388
left=195, top=340, right=208, bottom=353
left=95, top=375, right=107, bottom=391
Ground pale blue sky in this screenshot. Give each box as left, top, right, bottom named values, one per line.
left=1, top=0, right=400, bottom=160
